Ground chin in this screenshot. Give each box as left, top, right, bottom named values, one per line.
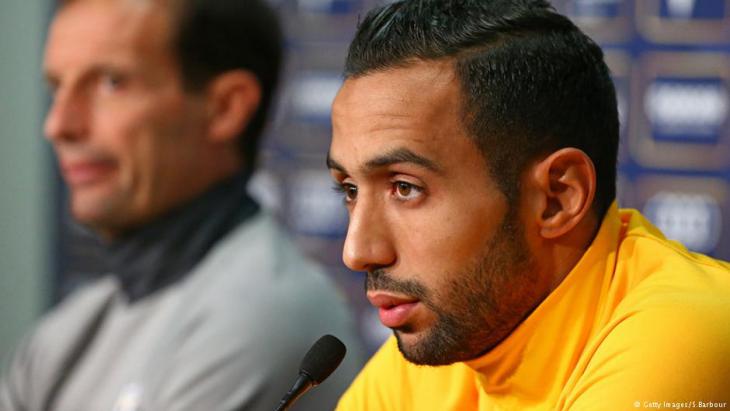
left=70, top=199, right=102, bottom=223
left=393, top=320, right=490, bottom=366
left=393, top=329, right=454, bottom=366
left=69, top=197, right=120, bottom=233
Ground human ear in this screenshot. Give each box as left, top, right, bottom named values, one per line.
left=204, top=70, right=261, bottom=143
left=525, top=148, right=596, bottom=239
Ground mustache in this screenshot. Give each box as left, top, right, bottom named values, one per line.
left=55, top=145, right=114, bottom=164
left=365, top=269, right=429, bottom=300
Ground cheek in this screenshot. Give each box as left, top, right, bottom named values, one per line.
left=397, top=196, right=504, bottom=275
left=89, top=112, right=139, bottom=191
left=92, top=97, right=159, bottom=149
left=95, top=89, right=193, bottom=146
left=93, top=104, right=184, bottom=194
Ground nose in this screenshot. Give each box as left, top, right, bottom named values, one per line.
left=44, top=86, right=89, bottom=143
left=342, top=199, right=396, bottom=272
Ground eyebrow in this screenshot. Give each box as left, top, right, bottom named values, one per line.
left=327, top=147, right=442, bottom=175
left=43, top=63, right=116, bottom=89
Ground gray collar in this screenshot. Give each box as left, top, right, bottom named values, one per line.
left=104, top=172, right=259, bottom=302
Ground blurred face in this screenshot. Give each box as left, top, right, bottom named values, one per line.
left=44, top=0, right=212, bottom=238
left=329, top=61, right=543, bottom=365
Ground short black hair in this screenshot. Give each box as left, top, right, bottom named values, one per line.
left=345, top=0, right=619, bottom=218
left=174, top=0, right=283, bottom=175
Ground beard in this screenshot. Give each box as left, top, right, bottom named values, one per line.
left=366, top=207, right=543, bottom=366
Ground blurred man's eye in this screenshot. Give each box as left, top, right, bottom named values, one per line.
left=99, top=72, right=127, bottom=93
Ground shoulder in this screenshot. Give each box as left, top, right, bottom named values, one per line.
left=564, top=307, right=730, bottom=409
left=155, top=213, right=364, bottom=410
left=184, top=213, right=356, bottom=340
left=196, top=212, right=338, bottom=293
left=563, top=267, right=730, bottom=409
left=561, top=215, right=730, bottom=409
left=610, top=221, right=730, bottom=342
left=0, top=277, right=118, bottom=409
left=613, top=227, right=730, bottom=347
left=617, top=224, right=730, bottom=318
left=617, top=211, right=730, bottom=291
left=21, top=276, right=118, bottom=357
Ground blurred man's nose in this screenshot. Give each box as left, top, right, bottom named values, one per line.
left=44, top=87, right=89, bottom=143
left=342, top=199, right=396, bottom=273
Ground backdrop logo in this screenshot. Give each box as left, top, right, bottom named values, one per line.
left=645, top=78, right=728, bottom=142
left=660, top=0, right=725, bottom=19
left=570, top=0, right=622, bottom=18
left=664, top=0, right=698, bottom=18
left=629, top=175, right=730, bottom=260
left=637, top=0, right=730, bottom=43
left=629, top=52, right=730, bottom=171
left=643, top=191, right=723, bottom=253
left=557, top=0, right=630, bottom=42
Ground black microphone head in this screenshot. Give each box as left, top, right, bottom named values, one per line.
left=299, top=334, right=346, bottom=385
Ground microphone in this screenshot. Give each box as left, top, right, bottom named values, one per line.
left=273, top=334, right=347, bottom=411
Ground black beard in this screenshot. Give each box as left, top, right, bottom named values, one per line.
left=366, top=208, right=541, bottom=366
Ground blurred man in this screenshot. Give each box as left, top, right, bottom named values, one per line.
left=327, top=1, right=730, bottom=409
left=0, top=0, right=362, bottom=410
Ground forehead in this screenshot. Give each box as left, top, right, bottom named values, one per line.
left=45, top=0, right=173, bottom=72
left=330, top=61, right=487, bottom=175
left=332, top=60, right=460, bottom=130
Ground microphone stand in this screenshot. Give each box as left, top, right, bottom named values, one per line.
left=274, top=372, right=314, bottom=411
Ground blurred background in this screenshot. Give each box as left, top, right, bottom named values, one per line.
left=2, top=0, right=730, bottom=365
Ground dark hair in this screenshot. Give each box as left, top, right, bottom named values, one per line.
left=173, top=0, right=283, bottom=175
left=345, top=0, right=619, bottom=218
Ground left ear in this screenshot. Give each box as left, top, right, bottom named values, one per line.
left=524, top=148, right=596, bottom=239
left=204, top=70, right=262, bottom=143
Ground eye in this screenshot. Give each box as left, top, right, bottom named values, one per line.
left=99, top=72, right=126, bottom=93
left=393, top=181, right=423, bottom=201
left=333, top=182, right=358, bottom=203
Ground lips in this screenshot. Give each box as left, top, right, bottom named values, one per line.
left=61, top=159, right=116, bottom=186
left=367, top=292, right=420, bottom=328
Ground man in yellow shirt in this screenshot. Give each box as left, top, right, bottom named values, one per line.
left=327, top=0, right=730, bottom=409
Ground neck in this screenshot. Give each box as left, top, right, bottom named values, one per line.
left=540, top=211, right=601, bottom=293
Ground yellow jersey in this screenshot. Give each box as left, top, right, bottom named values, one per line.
left=337, top=204, right=730, bottom=410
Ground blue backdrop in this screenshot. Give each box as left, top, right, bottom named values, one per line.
left=55, top=0, right=730, bottom=353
